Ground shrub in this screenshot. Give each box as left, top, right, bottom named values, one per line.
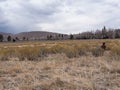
left=16, top=47, right=49, bottom=61
left=78, top=49, right=87, bottom=56
left=64, top=46, right=79, bottom=58
left=48, top=44, right=87, bottom=58
left=109, top=45, right=120, bottom=60
left=65, top=50, right=77, bottom=58
left=16, top=47, right=40, bottom=61
left=111, top=45, right=120, bottom=55
left=0, top=48, right=16, bottom=61
left=91, top=48, right=104, bottom=57
left=38, top=47, right=48, bottom=58
left=49, top=45, right=66, bottom=54
left=74, top=45, right=87, bottom=56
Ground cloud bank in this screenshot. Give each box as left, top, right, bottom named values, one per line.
left=0, top=0, right=120, bottom=34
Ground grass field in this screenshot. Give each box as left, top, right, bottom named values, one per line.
left=0, top=39, right=120, bottom=90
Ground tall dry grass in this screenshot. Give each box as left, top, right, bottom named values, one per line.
left=0, top=39, right=119, bottom=60
left=0, top=39, right=120, bottom=90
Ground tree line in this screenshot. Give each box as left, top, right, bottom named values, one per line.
left=0, top=26, right=120, bottom=42
left=47, top=26, right=120, bottom=40
left=75, top=26, right=120, bottom=39
left=0, top=35, right=27, bottom=42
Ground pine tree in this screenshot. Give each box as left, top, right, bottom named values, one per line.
left=7, top=36, right=12, bottom=42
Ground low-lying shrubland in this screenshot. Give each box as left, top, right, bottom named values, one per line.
left=0, top=40, right=119, bottom=90
left=0, top=39, right=120, bottom=60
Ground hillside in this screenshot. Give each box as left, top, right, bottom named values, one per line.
left=0, top=32, right=13, bottom=41
left=0, top=31, right=69, bottom=41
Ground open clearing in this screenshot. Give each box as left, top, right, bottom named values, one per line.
left=0, top=40, right=120, bottom=90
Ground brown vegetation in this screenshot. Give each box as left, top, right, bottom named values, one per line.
left=0, top=39, right=120, bottom=90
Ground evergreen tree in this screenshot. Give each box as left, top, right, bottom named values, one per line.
left=70, top=34, right=74, bottom=39
left=0, top=34, right=3, bottom=42
left=7, top=36, right=12, bottom=42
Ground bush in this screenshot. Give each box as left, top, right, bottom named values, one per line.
left=0, top=48, right=16, bottom=61
left=109, top=45, right=120, bottom=60
left=74, top=45, right=87, bottom=56
left=48, top=44, right=87, bottom=58
left=91, top=48, right=104, bottom=57
left=111, top=45, right=120, bottom=55
left=65, top=50, right=78, bottom=58
left=64, top=46, right=79, bottom=58
left=49, top=45, right=66, bottom=54
left=38, top=47, right=48, bottom=58
left=16, top=47, right=40, bottom=61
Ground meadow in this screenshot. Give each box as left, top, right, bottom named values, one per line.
left=0, top=39, right=120, bottom=90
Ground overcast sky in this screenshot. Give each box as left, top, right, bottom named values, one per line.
left=0, top=0, right=120, bottom=34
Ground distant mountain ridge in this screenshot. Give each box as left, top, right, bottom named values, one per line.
left=0, top=32, right=13, bottom=36
left=0, top=31, right=69, bottom=41
left=1, top=26, right=120, bottom=41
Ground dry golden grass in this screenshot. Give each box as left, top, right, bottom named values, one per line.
left=0, top=39, right=120, bottom=60
left=0, top=39, right=120, bottom=90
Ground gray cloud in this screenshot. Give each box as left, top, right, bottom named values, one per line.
left=0, top=0, right=120, bottom=34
